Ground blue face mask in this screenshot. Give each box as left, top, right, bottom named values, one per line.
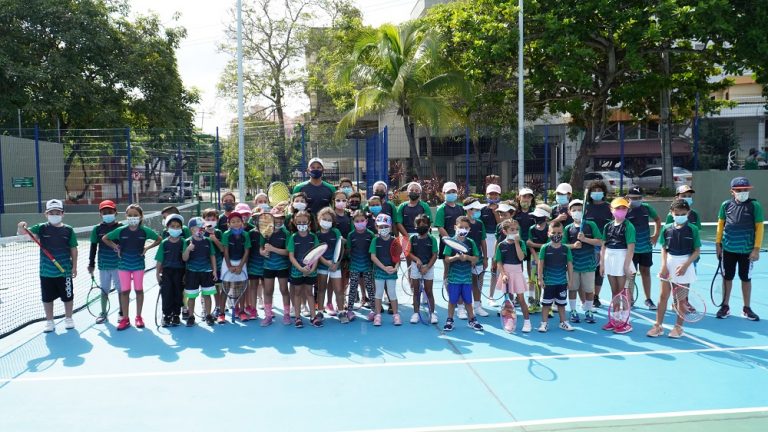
left=556, top=194, right=569, bottom=205
left=369, top=205, right=382, bottom=215
left=168, top=228, right=183, bottom=238
left=102, top=214, right=116, bottom=224
left=309, top=169, right=323, bottom=179
left=487, top=198, right=500, bottom=204
left=683, top=197, right=693, bottom=206
left=590, top=192, right=604, bottom=201
left=341, top=187, right=353, bottom=196
left=472, top=211, right=481, bottom=220
left=445, top=193, right=458, bottom=203
left=231, top=228, right=243, bottom=235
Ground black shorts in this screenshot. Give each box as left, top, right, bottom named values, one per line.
left=263, top=268, right=290, bottom=279
left=40, top=276, right=74, bottom=303
left=290, top=276, right=317, bottom=286
left=632, top=252, right=653, bottom=268
left=722, top=250, right=753, bottom=282
left=185, top=271, right=215, bottom=290
left=542, top=283, right=567, bottom=306
left=247, top=274, right=264, bottom=281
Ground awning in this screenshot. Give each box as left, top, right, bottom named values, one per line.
left=594, top=139, right=690, bottom=157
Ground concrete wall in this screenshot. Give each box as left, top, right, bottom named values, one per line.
left=0, top=136, right=66, bottom=213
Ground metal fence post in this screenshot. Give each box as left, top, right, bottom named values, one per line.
left=301, top=124, right=307, bottom=181
left=126, top=127, right=132, bottom=204
left=544, top=126, right=549, bottom=203
left=0, top=134, right=5, bottom=215
left=355, top=137, right=360, bottom=189
left=34, top=124, right=42, bottom=213
left=215, top=126, right=221, bottom=208
left=465, top=127, right=470, bottom=193
left=693, top=93, right=700, bottom=170
left=619, top=123, right=626, bottom=193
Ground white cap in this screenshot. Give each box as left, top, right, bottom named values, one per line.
left=568, top=199, right=584, bottom=209
left=532, top=207, right=550, bottom=218
left=518, top=187, right=534, bottom=196
left=556, top=183, right=573, bottom=194
left=536, top=203, right=552, bottom=213
left=464, top=201, right=486, bottom=211
left=373, top=180, right=388, bottom=191
left=45, top=199, right=63, bottom=212
left=442, top=182, right=458, bottom=193
left=407, top=181, right=422, bottom=192
left=496, top=203, right=514, bottom=213
left=308, top=157, right=324, bottom=168
left=486, top=184, right=501, bottom=194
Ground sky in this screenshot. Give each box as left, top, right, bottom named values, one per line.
left=128, top=0, right=415, bottom=137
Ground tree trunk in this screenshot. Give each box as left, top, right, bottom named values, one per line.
left=473, top=135, right=483, bottom=195
left=402, top=115, right=421, bottom=176
left=275, top=97, right=289, bottom=181
left=426, top=127, right=435, bottom=178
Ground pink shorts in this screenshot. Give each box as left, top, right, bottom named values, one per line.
left=499, top=264, right=526, bottom=294
left=118, top=270, right=145, bottom=293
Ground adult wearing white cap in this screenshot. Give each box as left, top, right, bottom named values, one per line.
left=292, top=157, right=337, bottom=215
left=395, top=181, right=432, bottom=236
left=551, top=183, right=574, bottom=227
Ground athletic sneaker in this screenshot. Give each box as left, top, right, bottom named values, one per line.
left=117, top=317, right=130, bottom=331
left=326, top=303, right=337, bottom=316
left=601, top=321, right=615, bottom=331
left=367, top=311, right=376, bottom=321
left=468, top=318, right=484, bottom=331
left=443, top=318, right=455, bottom=332
left=246, top=306, right=258, bottom=320
left=613, top=322, right=633, bottom=334
left=217, top=313, right=226, bottom=324
left=43, top=320, right=55, bottom=333
left=393, top=313, right=402, bottom=326
left=64, top=317, right=75, bottom=330
left=311, top=316, right=324, bottom=328
left=294, top=318, right=304, bottom=328
left=489, top=299, right=497, bottom=307
left=205, top=314, right=215, bottom=326
left=410, top=313, right=420, bottom=324
left=475, top=304, right=489, bottom=317
left=135, top=316, right=145, bottom=328
left=584, top=310, right=596, bottom=324
left=569, top=310, right=580, bottom=323
left=521, top=320, right=532, bottom=333
left=645, top=298, right=657, bottom=310
left=743, top=306, right=760, bottom=321
left=171, top=315, right=181, bottom=326
left=593, top=297, right=602, bottom=308
left=162, top=316, right=171, bottom=327
left=340, top=313, right=350, bottom=324
left=239, top=311, right=248, bottom=322
left=646, top=324, right=664, bottom=338
left=457, top=305, right=468, bottom=320
left=346, top=310, right=356, bottom=322
left=559, top=321, right=574, bottom=331
left=185, top=316, right=195, bottom=327
left=373, top=314, right=382, bottom=326
left=315, top=311, right=324, bottom=321
left=95, top=312, right=107, bottom=324
left=260, top=314, right=273, bottom=327
left=181, top=308, right=190, bottom=320
left=537, top=322, right=548, bottom=333
left=668, top=325, right=684, bottom=338
left=213, top=307, right=221, bottom=317
left=282, top=314, right=292, bottom=325
left=716, top=304, right=730, bottom=319
left=430, top=313, right=438, bottom=324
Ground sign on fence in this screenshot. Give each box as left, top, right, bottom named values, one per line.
left=11, top=177, right=34, bottom=188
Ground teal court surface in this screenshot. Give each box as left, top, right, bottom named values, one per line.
left=1, top=240, right=767, bottom=431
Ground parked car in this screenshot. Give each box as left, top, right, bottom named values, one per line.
left=159, top=187, right=183, bottom=203
left=176, top=181, right=194, bottom=198
left=583, top=171, right=636, bottom=195
left=635, top=166, right=693, bottom=193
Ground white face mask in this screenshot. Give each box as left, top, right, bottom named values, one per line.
left=457, top=228, right=470, bottom=237
left=296, top=223, right=309, bottom=232
left=47, top=215, right=62, bottom=225
left=378, top=227, right=391, bottom=237
left=319, top=220, right=333, bottom=230
left=735, top=191, right=750, bottom=203
left=126, top=216, right=141, bottom=226
left=571, top=211, right=583, bottom=221
left=506, top=233, right=518, bottom=241
left=293, top=202, right=307, bottom=211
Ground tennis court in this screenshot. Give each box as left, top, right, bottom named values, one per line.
left=0, top=231, right=766, bottom=431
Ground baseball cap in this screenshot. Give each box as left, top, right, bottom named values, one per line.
left=730, top=176, right=752, bottom=189
left=676, top=185, right=695, bottom=194
left=234, top=203, right=252, bottom=216
left=98, top=200, right=116, bottom=211
left=568, top=199, right=584, bottom=209
left=464, top=201, right=486, bottom=211
left=628, top=186, right=644, bottom=196
left=375, top=214, right=392, bottom=226
left=166, top=214, right=185, bottom=227
left=442, top=182, right=458, bottom=193
left=518, top=187, right=534, bottom=196
left=308, top=157, right=324, bottom=168
left=45, top=199, right=63, bottom=212
left=227, top=211, right=244, bottom=222
left=486, top=184, right=502, bottom=194
left=611, top=197, right=630, bottom=208
left=555, top=183, right=572, bottom=194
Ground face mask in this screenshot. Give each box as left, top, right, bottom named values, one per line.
left=349, top=201, right=360, bottom=210
left=416, top=226, right=429, bottom=235
left=556, top=195, right=569, bottom=205
left=673, top=215, right=689, bottom=225
left=590, top=192, right=604, bottom=201
left=369, top=205, right=382, bottom=215
left=259, top=204, right=270, bottom=212
left=231, top=227, right=243, bottom=235
left=550, top=233, right=563, bottom=243
left=520, top=202, right=530, bottom=210
left=102, top=214, right=116, bottom=223
left=472, top=211, right=481, bottom=220
left=613, top=209, right=628, bottom=220
left=309, top=169, right=323, bottom=179
left=487, top=198, right=500, bottom=204
left=445, top=193, right=458, bottom=203
left=191, top=228, right=204, bottom=238
left=571, top=211, right=583, bottom=221
left=457, top=227, right=470, bottom=237
left=682, top=197, right=693, bottom=206
left=275, top=220, right=284, bottom=229
left=408, top=192, right=420, bottom=201
left=47, top=215, right=62, bottom=225
left=341, top=187, right=353, bottom=196
left=735, top=191, right=750, bottom=202
left=506, top=233, right=518, bottom=241
left=378, top=227, right=391, bottom=236
left=629, top=199, right=642, bottom=208
left=335, top=200, right=346, bottom=210
left=296, top=223, right=309, bottom=232
left=319, top=220, right=333, bottom=230
left=223, top=202, right=235, bottom=212
left=354, top=221, right=367, bottom=231
left=168, top=228, right=183, bottom=238
left=293, top=202, right=306, bottom=211
left=204, top=221, right=216, bottom=228
left=127, top=216, right=141, bottom=226
left=374, top=191, right=386, bottom=200
left=534, top=216, right=546, bottom=225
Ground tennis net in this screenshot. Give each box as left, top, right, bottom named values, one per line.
left=0, top=203, right=197, bottom=338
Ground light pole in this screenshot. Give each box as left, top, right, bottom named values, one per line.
left=236, top=0, right=246, bottom=201
left=660, top=47, right=674, bottom=190
left=517, top=0, right=525, bottom=190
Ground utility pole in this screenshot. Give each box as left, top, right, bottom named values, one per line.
left=660, top=48, right=674, bottom=190
left=236, top=0, right=246, bottom=201
left=516, top=0, right=525, bottom=190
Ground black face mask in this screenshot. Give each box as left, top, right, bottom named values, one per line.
left=535, top=217, right=546, bottom=225
left=349, top=202, right=360, bottom=210
left=375, top=191, right=386, bottom=199
left=416, top=226, right=429, bottom=235
left=409, top=192, right=420, bottom=201
left=223, top=202, right=235, bottom=212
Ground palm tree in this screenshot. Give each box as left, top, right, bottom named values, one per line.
left=336, top=21, right=467, bottom=175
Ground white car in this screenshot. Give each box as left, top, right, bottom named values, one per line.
left=583, top=171, right=635, bottom=195
left=635, top=167, right=693, bottom=193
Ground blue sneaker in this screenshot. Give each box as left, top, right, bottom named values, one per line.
left=584, top=310, right=596, bottom=323
left=569, top=310, right=580, bottom=323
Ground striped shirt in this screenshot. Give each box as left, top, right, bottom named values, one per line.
left=494, top=238, right=527, bottom=265
left=222, top=230, right=251, bottom=261
left=184, top=236, right=215, bottom=272
left=287, top=232, right=319, bottom=278
left=626, top=203, right=658, bottom=254
left=247, top=230, right=265, bottom=276
left=106, top=225, right=159, bottom=271
left=29, top=223, right=78, bottom=277
left=719, top=199, right=764, bottom=254
left=370, top=235, right=398, bottom=280
left=467, top=220, right=487, bottom=259
left=444, top=237, right=479, bottom=284
left=317, top=228, right=342, bottom=271
left=89, top=222, right=121, bottom=270
left=264, top=226, right=291, bottom=270
left=347, top=229, right=375, bottom=272
left=564, top=220, right=602, bottom=272
left=661, top=223, right=701, bottom=256
left=539, top=243, right=572, bottom=285
left=409, top=233, right=438, bottom=265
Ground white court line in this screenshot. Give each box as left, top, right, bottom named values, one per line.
left=2, top=344, right=767, bottom=384
left=346, top=406, right=768, bottom=432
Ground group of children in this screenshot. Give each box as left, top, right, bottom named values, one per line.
left=19, top=174, right=762, bottom=337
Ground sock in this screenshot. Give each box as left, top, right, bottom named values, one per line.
left=569, top=299, right=577, bottom=312
left=584, top=299, right=592, bottom=312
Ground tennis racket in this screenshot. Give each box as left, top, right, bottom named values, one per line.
left=24, top=228, right=65, bottom=273
left=710, top=257, right=724, bottom=307
left=399, top=267, right=412, bottom=296
left=267, top=182, right=291, bottom=207
left=529, top=259, right=542, bottom=313
left=442, top=236, right=469, bottom=254
left=303, top=243, right=329, bottom=267
left=662, top=278, right=706, bottom=323
left=154, top=291, right=165, bottom=327
left=258, top=213, right=275, bottom=239
left=608, top=274, right=633, bottom=328
left=399, top=235, right=412, bottom=261
left=390, top=236, right=404, bottom=276
left=628, top=268, right=639, bottom=306
left=414, top=270, right=431, bottom=325
left=325, top=236, right=343, bottom=286
left=86, top=275, right=109, bottom=318
left=228, top=282, right=249, bottom=323
left=580, top=188, right=589, bottom=233
left=499, top=291, right=516, bottom=333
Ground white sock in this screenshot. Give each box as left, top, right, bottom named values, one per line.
left=584, top=299, right=593, bottom=312
left=569, top=299, right=577, bottom=312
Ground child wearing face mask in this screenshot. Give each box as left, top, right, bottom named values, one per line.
left=339, top=177, right=355, bottom=197
left=407, top=214, right=438, bottom=324
left=346, top=210, right=375, bottom=320
left=564, top=200, right=603, bottom=324
left=17, top=199, right=79, bottom=333
left=527, top=204, right=551, bottom=312
left=365, top=196, right=383, bottom=233
left=182, top=217, right=219, bottom=326
left=368, top=180, right=395, bottom=216
left=285, top=192, right=309, bottom=227
left=154, top=214, right=187, bottom=327
left=369, top=214, right=401, bottom=326
left=495, top=219, right=532, bottom=333
left=462, top=198, right=489, bottom=318
left=221, top=212, right=251, bottom=322
left=584, top=182, right=612, bottom=308
left=331, top=190, right=353, bottom=310
left=715, top=176, right=764, bottom=321
left=481, top=184, right=503, bottom=303
left=88, top=200, right=122, bottom=324
left=442, top=216, right=483, bottom=332
left=551, top=183, right=574, bottom=227
left=262, top=206, right=293, bottom=325
left=537, top=221, right=575, bottom=332
left=599, top=198, right=636, bottom=334
left=202, top=208, right=227, bottom=324
left=102, top=204, right=161, bottom=331
left=217, top=191, right=237, bottom=232
left=514, top=188, right=537, bottom=305
left=316, top=208, right=344, bottom=320
left=396, top=182, right=432, bottom=237
left=287, top=211, right=322, bottom=328
left=665, top=185, right=701, bottom=230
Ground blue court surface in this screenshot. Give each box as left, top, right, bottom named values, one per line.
left=1, top=247, right=766, bottom=431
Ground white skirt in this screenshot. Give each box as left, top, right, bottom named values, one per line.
left=221, top=259, right=248, bottom=282
left=604, top=248, right=628, bottom=277
left=665, top=255, right=696, bottom=285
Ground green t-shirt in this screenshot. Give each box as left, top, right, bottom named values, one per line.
left=29, top=223, right=78, bottom=277
left=539, top=243, right=573, bottom=286
left=443, top=237, right=479, bottom=284
left=106, top=225, right=159, bottom=271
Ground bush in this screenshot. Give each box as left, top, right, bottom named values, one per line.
left=657, top=187, right=675, bottom=197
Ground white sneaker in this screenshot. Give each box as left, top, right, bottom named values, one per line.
left=410, top=313, right=420, bottom=324
left=538, top=322, right=548, bottom=333
left=559, top=321, right=574, bottom=331
left=522, top=320, right=532, bottom=333
left=64, top=318, right=75, bottom=330
left=457, top=305, right=468, bottom=320
left=475, top=304, right=489, bottom=317
left=488, top=299, right=497, bottom=307
left=353, top=302, right=362, bottom=310
left=43, top=320, right=55, bottom=333
left=430, top=313, right=438, bottom=324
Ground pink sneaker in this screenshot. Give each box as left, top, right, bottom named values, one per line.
left=135, top=315, right=145, bottom=329
left=346, top=310, right=356, bottom=321
left=117, top=317, right=131, bottom=331
left=239, top=311, right=249, bottom=321
left=260, top=314, right=273, bottom=327
left=601, top=321, right=615, bottom=331
left=393, top=313, right=402, bottom=326
left=614, top=322, right=633, bottom=334
left=282, top=314, right=291, bottom=325
left=373, top=314, right=382, bottom=326
left=326, top=303, right=337, bottom=316
left=367, top=311, right=376, bottom=321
